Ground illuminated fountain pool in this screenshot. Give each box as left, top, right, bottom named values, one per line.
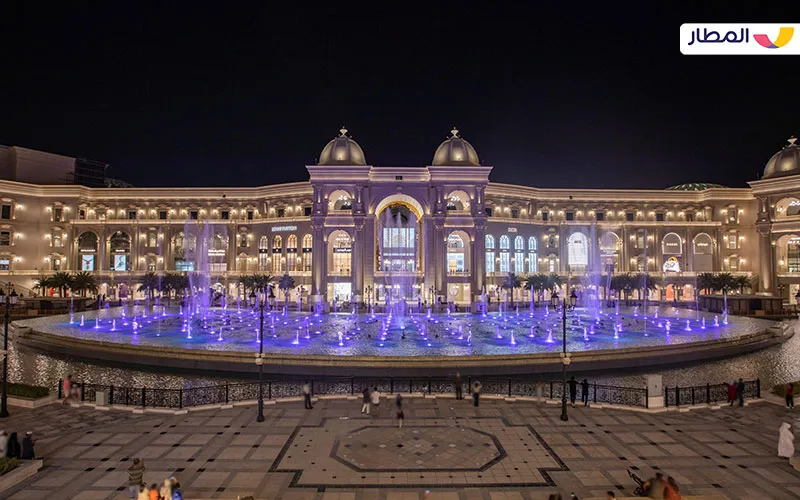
left=17, top=303, right=776, bottom=358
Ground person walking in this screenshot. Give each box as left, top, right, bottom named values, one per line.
left=535, top=380, right=544, bottom=402
left=581, top=378, right=590, bottom=406
left=396, top=393, right=404, bottom=428
left=786, top=382, right=795, bottom=409
left=159, top=478, right=172, bottom=500
left=148, top=484, right=159, bottom=500
left=737, top=378, right=745, bottom=406
left=455, top=372, right=463, bottom=400
left=20, top=432, right=35, bottom=459
left=127, top=459, right=146, bottom=499
left=62, top=375, right=73, bottom=404
left=361, top=387, right=371, bottom=414
left=605, top=491, right=617, bottom=500
left=0, top=430, right=7, bottom=458
left=643, top=472, right=666, bottom=499
left=170, top=476, right=183, bottom=500
left=302, top=380, right=313, bottom=410
left=779, top=422, right=795, bottom=459
left=370, top=386, right=381, bottom=415
left=5, top=432, right=20, bottom=458
left=664, top=476, right=682, bottom=500
left=137, top=484, right=149, bottom=500
left=472, top=381, right=482, bottom=407
left=727, top=380, right=737, bottom=406
left=568, top=376, right=578, bottom=407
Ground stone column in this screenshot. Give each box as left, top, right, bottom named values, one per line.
left=310, top=217, right=326, bottom=312
left=758, top=227, right=773, bottom=293
left=352, top=216, right=365, bottom=303
left=472, top=219, right=487, bottom=311
left=433, top=216, right=446, bottom=301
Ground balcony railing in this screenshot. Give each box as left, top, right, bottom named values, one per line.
left=447, top=270, right=471, bottom=277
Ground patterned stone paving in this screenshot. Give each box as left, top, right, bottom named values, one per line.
left=1, top=395, right=800, bottom=499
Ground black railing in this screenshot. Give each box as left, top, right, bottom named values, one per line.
left=58, top=376, right=654, bottom=410
left=665, top=379, right=760, bottom=407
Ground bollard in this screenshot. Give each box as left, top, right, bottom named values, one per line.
left=81, top=382, right=86, bottom=401
left=675, top=385, right=680, bottom=407
left=179, top=389, right=183, bottom=409
left=142, top=387, right=146, bottom=408
left=225, top=384, right=229, bottom=404
left=706, top=383, right=710, bottom=404
left=110, top=385, right=114, bottom=405
left=58, top=379, right=63, bottom=400
left=268, top=381, right=272, bottom=400
left=593, top=382, right=597, bottom=404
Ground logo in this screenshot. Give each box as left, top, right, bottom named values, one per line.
left=681, top=24, right=800, bottom=55
left=753, top=27, right=794, bottom=48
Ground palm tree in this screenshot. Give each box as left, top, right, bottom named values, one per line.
left=238, top=275, right=255, bottom=298
left=71, top=271, right=97, bottom=297
left=632, top=273, right=657, bottom=303
left=33, top=275, right=54, bottom=297
left=137, top=271, right=160, bottom=300
left=697, top=272, right=715, bottom=295
left=501, top=273, right=522, bottom=305
left=546, top=273, right=562, bottom=300
left=524, top=274, right=548, bottom=306
left=278, top=273, right=295, bottom=306
left=734, top=274, right=752, bottom=294
left=50, top=271, right=73, bottom=297
left=715, top=272, right=737, bottom=295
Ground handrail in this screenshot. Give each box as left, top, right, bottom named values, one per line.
left=58, top=376, right=759, bottom=411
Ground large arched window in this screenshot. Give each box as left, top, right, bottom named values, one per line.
left=287, top=234, right=298, bottom=271
left=272, top=235, right=284, bottom=273
left=302, top=234, right=312, bottom=271
left=528, top=236, right=537, bottom=273
left=78, top=232, right=98, bottom=271
left=258, top=236, right=269, bottom=271
left=514, top=236, right=524, bottom=274
left=599, top=232, right=620, bottom=271
left=567, top=232, right=588, bottom=271
left=109, top=231, right=130, bottom=271
left=447, top=233, right=466, bottom=273
left=662, top=232, right=682, bottom=255
left=485, top=235, right=495, bottom=273
left=330, top=230, right=352, bottom=275
left=499, top=235, right=510, bottom=272
left=693, top=233, right=713, bottom=272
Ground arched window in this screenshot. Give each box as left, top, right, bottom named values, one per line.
left=287, top=234, right=298, bottom=271
left=528, top=236, right=537, bottom=273
left=499, top=235, right=510, bottom=249
left=547, top=254, right=557, bottom=273
left=693, top=233, right=713, bottom=272
left=485, top=235, right=495, bottom=273
left=272, top=235, right=283, bottom=273
left=258, top=236, right=269, bottom=271
left=599, top=232, right=620, bottom=271
left=447, top=233, right=466, bottom=273
left=78, top=232, right=98, bottom=271
left=302, top=234, right=312, bottom=271
left=109, top=231, right=130, bottom=271
left=662, top=232, right=682, bottom=255
left=514, top=236, right=524, bottom=274
left=331, top=231, right=352, bottom=275
left=499, top=235, right=510, bottom=272
left=567, top=232, right=588, bottom=271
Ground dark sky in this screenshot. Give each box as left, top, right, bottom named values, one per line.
left=4, top=3, right=799, bottom=189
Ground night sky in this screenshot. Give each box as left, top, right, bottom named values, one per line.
left=4, top=3, right=799, bottom=189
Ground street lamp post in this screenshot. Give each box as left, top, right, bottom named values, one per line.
left=249, top=289, right=266, bottom=423
left=0, top=284, right=19, bottom=418
left=560, top=291, right=578, bottom=422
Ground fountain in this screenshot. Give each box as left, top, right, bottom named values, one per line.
left=79, top=315, right=84, bottom=327
left=338, top=331, right=344, bottom=346
left=684, top=320, right=691, bottom=331
left=545, top=329, right=554, bottom=343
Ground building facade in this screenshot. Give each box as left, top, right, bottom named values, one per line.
left=1, top=131, right=799, bottom=308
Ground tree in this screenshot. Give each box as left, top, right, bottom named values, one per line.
left=501, top=273, right=522, bottom=304
left=278, top=273, right=295, bottom=305
left=733, top=274, right=751, bottom=294
left=50, top=271, right=73, bottom=297
left=715, top=272, right=737, bottom=295
left=546, top=273, right=562, bottom=297
left=33, top=275, right=54, bottom=297
left=238, top=275, right=255, bottom=297
left=525, top=274, right=549, bottom=305
left=137, top=272, right=160, bottom=300
left=70, top=271, right=97, bottom=297
left=697, top=272, right=715, bottom=295
left=632, top=273, right=657, bottom=302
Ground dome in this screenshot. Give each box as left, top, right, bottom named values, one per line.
left=763, top=137, right=800, bottom=179
left=318, top=128, right=367, bottom=166
left=432, top=128, right=480, bottom=166
left=665, top=182, right=727, bottom=191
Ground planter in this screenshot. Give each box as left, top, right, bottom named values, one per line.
left=7, top=394, right=57, bottom=409
left=0, top=459, right=43, bottom=492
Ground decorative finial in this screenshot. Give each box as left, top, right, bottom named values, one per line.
left=788, top=136, right=797, bottom=146
left=450, top=127, right=459, bottom=138
left=339, top=127, right=348, bottom=136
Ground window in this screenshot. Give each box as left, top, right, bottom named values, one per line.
left=128, top=210, right=137, bottom=220
left=626, top=212, right=634, bottom=222
left=0, top=205, right=10, bottom=220
left=0, top=232, right=9, bottom=246
left=53, top=207, right=63, bottom=222
left=272, top=235, right=283, bottom=273
left=276, top=208, right=285, bottom=218
left=331, top=232, right=351, bottom=274
left=547, top=234, right=556, bottom=249
left=79, top=209, right=86, bottom=219
left=258, top=236, right=269, bottom=271
left=485, top=208, right=493, bottom=217
left=395, top=175, right=403, bottom=181
left=636, top=231, right=645, bottom=249
left=220, top=210, right=229, bottom=220
left=287, top=234, right=298, bottom=271
left=81, top=254, right=95, bottom=271
left=728, top=231, right=738, bottom=250
left=247, top=210, right=254, bottom=220
left=528, top=236, right=537, bottom=273
left=190, top=210, right=198, bottom=220
left=565, top=211, right=574, bottom=221
left=159, top=210, right=168, bottom=220
left=447, top=234, right=465, bottom=273
left=499, top=235, right=510, bottom=272
left=595, top=211, right=604, bottom=221
left=686, top=211, right=695, bottom=222
left=0, top=258, right=9, bottom=271
left=96, top=208, right=106, bottom=220
left=542, top=211, right=549, bottom=222
left=567, top=232, right=588, bottom=271
left=511, top=209, right=519, bottom=219
left=147, top=230, right=158, bottom=248
left=548, top=255, right=556, bottom=273
left=304, top=207, right=312, bottom=216
left=788, top=238, right=800, bottom=273
left=656, top=212, right=664, bottom=222
left=662, top=233, right=682, bottom=255
left=485, top=235, right=495, bottom=273
left=239, top=233, right=248, bottom=248
left=514, top=236, right=524, bottom=274
left=727, top=207, right=737, bottom=223
left=302, top=234, right=313, bottom=271
left=51, top=229, right=62, bottom=248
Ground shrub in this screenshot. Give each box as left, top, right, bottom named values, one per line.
left=7, top=383, right=49, bottom=399
left=773, top=382, right=800, bottom=397
left=0, top=457, right=19, bottom=476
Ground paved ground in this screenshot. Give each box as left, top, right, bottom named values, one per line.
left=2, top=396, right=800, bottom=499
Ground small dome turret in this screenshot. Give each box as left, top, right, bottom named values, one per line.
left=318, top=128, right=367, bottom=166
left=432, top=128, right=480, bottom=166
left=763, top=137, right=800, bottom=179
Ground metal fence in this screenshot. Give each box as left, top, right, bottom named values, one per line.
left=664, top=379, right=760, bottom=407
left=60, top=376, right=759, bottom=411
left=61, top=376, right=652, bottom=410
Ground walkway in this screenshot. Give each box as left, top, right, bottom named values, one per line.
left=2, top=396, right=800, bottom=499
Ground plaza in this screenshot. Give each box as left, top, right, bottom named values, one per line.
left=2, top=394, right=800, bottom=499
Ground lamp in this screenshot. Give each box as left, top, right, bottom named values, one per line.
left=0, top=285, right=16, bottom=418
left=569, top=289, right=578, bottom=309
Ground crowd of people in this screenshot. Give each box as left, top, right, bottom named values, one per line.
left=0, top=430, right=36, bottom=460
left=127, top=459, right=183, bottom=500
